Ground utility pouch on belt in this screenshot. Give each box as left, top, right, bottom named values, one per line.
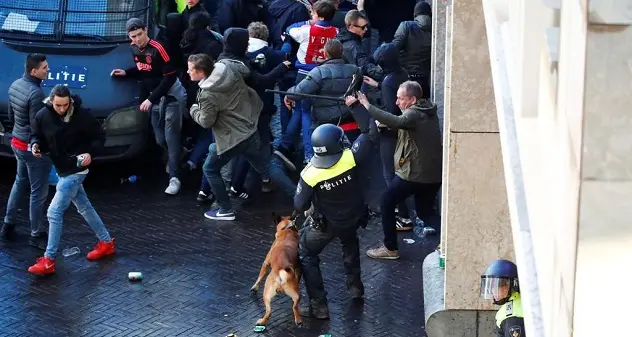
left=311, top=213, right=328, bottom=231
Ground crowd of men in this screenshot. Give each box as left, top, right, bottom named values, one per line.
left=1, top=0, right=442, bottom=321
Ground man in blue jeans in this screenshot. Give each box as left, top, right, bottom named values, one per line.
left=187, top=53, right=296, bottom=220
left=27, top=85, right=116, bottom=276
left=1, top=53, right=51, bottom=249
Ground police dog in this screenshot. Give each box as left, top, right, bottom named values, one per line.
left=251, top=214, right=302, bottom=327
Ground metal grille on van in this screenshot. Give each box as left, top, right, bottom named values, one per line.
left=0, top=0, right=151, bottom=43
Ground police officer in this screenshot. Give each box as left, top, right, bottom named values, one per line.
left=480, top=259, right=526, bottom=337
left=294, top=123, right=373, bottom=319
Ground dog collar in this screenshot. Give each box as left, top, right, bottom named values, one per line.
left=282, top=220, right=297, bottom=230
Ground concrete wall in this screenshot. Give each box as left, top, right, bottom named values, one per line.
left=424, top=0, right=515, bottom=336
left=441, top=0, right=513, bottom=312
left=575, top=2, right=632, bottom=336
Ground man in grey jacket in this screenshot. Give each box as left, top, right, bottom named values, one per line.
left=187, top=53, right=296, bottom=221
left=281, top=39, right=362, bottom=167
left=1, top=53, right=52, bottom=249
left=346, top=81, right=442, bottom=260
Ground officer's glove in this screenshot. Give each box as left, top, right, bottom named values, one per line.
left=304, top=203, right=315, bottom=217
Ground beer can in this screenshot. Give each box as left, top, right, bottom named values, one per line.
left=439, top=254, right=446, bottom=269
left=76, top=154, right=86, bottom=168
left=128, top=272, right=143, bottom=281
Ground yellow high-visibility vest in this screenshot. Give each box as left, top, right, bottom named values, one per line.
left=176, top=0, right=187, bottom=13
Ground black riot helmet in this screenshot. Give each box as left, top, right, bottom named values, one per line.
left=480, top=259, right=520, bottom=305
left=310, top=124, right=345, bottom=169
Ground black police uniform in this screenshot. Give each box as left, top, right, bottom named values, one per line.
left=294, top=131, right=373, bottom=310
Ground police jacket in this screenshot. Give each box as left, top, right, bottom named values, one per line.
left=294, top=132, right=372, bottom=228
left=285, top=59, right=361, bottom=125
left=7, top=75, right=46, bottom=144
left=495, top=292, right=526, bottom=337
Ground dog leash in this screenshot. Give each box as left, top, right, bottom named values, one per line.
left=282, top=210, right=300, bottom=230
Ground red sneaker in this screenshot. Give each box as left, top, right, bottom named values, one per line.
left=87, top=239, right=116, bottom=261
left=28, top=257, right=56, bottom=276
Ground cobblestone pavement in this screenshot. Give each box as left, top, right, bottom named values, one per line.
left=0, top=141, right=438, bottom=337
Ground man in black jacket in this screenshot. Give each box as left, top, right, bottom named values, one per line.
left=392, top=1, right=432, bottom=98
left=1, top=53, right=51, bottom=249
left=111, top=18, right=187, bottom=195
left=336, top=10, right=382, bottom=82
left=27, top=85, right=116, bottom=276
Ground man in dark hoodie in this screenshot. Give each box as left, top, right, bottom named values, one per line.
left=228, top=22, right=288, bottom=198
left=27, top=85, right=116, bottom=275
left=217, top=28, right=291, bottom=201
left=346, top=81, right=442, bottom=260
left=392, top=1, right=432, bottom=98
left=362, top=43, right=416, bottom=231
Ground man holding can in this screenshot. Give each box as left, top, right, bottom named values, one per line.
left=26, top=85, right=116, bottom=276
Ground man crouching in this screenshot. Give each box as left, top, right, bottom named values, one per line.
left=27, top=85, right=116, bottom=276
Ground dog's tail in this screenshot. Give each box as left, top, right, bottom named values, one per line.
left=277, top=267, right=294, bottom=285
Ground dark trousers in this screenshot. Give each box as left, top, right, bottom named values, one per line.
left=382, top=176, right=440, bottom=251
left=379, top=133, right=410, bottom=218
left=299, top=222, right=363, bottom=301
left=230, top=113, right=272, bottom=192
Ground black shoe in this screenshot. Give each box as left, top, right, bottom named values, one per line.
left=197, top=191, right=215, bottom=203
left=28, top=232, right=48, bottom=250
left=299, top=298, right=330, bottom=319
left=273, top=146, right=296, bottom=171
left=1, top=223, right=15, bottom=240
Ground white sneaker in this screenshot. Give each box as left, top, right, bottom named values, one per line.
left=165, top=177, right=181, bottom=195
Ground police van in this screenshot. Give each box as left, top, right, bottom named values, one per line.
left=0, top=0, right=164, bottom=162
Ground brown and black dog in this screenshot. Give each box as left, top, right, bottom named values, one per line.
left=250, top=214, right=302, bottom=327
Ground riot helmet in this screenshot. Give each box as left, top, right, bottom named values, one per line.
left=310, top=124, right=345, bottom=169
left=480, top=259, right=519, bottom=305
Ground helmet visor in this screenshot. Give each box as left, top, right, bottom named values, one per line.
left=480, top=276, right=511, bottom=300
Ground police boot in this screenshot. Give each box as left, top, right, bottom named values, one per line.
left=299, top=298, right=330, bottom=319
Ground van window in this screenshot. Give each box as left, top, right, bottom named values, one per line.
left=0, top=0, right=150, bottom=43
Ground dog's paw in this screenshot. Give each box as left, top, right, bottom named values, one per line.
left=256, top=318, right=267, bottom=326
left=250, top=284, right=259, bottom=293
left=295, top=320, right=303, bottom=327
